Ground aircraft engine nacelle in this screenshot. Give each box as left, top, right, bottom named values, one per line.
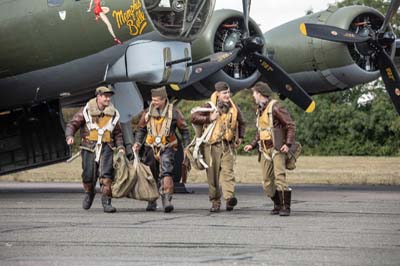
left=182, top=9, right=265, bottom=99
left=263, top=5, right=395, bottom=94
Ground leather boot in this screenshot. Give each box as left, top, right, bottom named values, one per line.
left=82, top=182, right=95, bottom=210
left=279, top=190, right=291, bottom=216
left=160, top=176, right=174, bottom=213
left=146, top=200, right=157, bottom=211
left=101, top=178, right=116, bottom=213
left=270, top=191, right=281, bottom=215
left=226, top=197, right=238, bottom=211
left=161, top=193, right=174, bottom=213
left=210, top=200, right=221, bottom=213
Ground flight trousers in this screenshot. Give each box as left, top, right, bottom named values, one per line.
left=260, top=147, right=289, bottom=197
left=204, top=141, right=236, bottom=203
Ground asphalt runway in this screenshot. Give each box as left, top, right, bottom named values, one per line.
left=0, top=182, right=399, bottom=266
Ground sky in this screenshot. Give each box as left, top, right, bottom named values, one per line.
left=215, top=0, right=338, bottom=32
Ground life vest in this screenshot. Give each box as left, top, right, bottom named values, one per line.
left=87, top=116, right=112, bottom=143
left=208, top=92, right=238, bottom=144
left=186, top=101, right=217, bottom=170
left=83, top=98, right=120, bottom=162
left=256, top=99, right=277, bottom=141
left=144, top=102, right=177, bottom=158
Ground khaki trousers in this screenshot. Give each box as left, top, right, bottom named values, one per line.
left=204, top=142, right=235, bottom=202
left=260, top=148, right=289, bottom=197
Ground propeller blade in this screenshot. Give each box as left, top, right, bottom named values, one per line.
left=376, top=49, right=400, bottom=114
left=169, top=48, right=240, bottom=91
left=242, top=0, right=250, bottom=38
left=251, top=52, right=315, bottom=113
left=380, top=0, right=400, bottom=32
left=300, top=23, right=370, bottom=43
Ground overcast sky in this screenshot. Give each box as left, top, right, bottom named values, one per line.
left=215, top=0, right=338, bottom=32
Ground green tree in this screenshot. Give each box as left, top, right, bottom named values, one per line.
left=284, top=83, right=400, bottom=156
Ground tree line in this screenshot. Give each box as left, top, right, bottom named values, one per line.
left=178, top=84, right=400, bottom=156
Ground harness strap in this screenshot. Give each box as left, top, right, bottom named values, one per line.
left=82, top=103, right=120, bottom=162
left=267, top=100, right=277, bottom=131
left=148, top=138, right=178, bottom=161
left=147, top=103, right=174, bottom=149
left=262, top=148, right=279, bottom=161
left=161, top=103, right=173, bottom=137
left=189, top=101, right=217, bottom=169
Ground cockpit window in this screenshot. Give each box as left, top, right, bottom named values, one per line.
left=144, top=0, right=215, bottom=41
left=48, top=0, right=64, bottom=7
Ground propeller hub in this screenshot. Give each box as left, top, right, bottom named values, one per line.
left=243, top=36, right=264, bottom=53
left=224, top=31, right=241, bottom=51
left=378, top=31, right=396, bottom=46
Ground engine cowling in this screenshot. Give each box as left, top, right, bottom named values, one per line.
left=264, top=5, right=395, bottom=94
left=180, top=9, right=265, bottom=99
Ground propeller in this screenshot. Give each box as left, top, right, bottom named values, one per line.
left=300, top=0, right=400, bottom=114
left=376, top=49, right=400, bottom=113
left=251, top=51, right=315, bottom=112
left=239, top=0, right=315, bottom=112
left=379, top=0, right=400, bottom=32
left=242, top=0, right=250, bottom=38
left=170, top=0, right=315, bottom=112
left=299, top=23, right=370, bottom=43
left=169, top=49, right=240, bottom=90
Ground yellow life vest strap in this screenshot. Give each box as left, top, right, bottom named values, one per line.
left=146, top=103, right=174, bottom=148
left=257, top=100, right=277, bottom=132
left=267, top=100, right=277, bottom=130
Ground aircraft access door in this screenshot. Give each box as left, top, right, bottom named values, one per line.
left=0, top=100, right=70, bottom=175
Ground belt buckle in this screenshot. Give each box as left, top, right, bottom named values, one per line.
left=155, top=136, right=162, bottom=145
left=98, top=128, right=105, bottom=135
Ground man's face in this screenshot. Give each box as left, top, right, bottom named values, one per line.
left=252, top=89, right=262, bottom=104
left=151, top=96, right=166, bottom=109
left=97, top=93, right=113, bottom=109
left=217, top=89, right=231, bottom=103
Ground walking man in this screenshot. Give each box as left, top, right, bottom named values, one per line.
left=133, top=86, right=190, bottom=212
left=244, top=82, right=296, bottom=216
left=66, top=86, right=125, bottom=213
left=190, top=81, right=245, bottom=212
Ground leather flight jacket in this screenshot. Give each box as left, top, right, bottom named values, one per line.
left=249, top=100, right=295, bottom=150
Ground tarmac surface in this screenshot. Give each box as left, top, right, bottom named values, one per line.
left=0, top=182, right=399, bottom=266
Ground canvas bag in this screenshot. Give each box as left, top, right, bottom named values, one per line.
left=286, top=142, right=302, bottom=170
left=111, top=151, right=137, bottom=198
left=127, top=152, right=159, bottom=202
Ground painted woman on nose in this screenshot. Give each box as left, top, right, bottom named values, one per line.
left=87, top=0, right=122, bottom=44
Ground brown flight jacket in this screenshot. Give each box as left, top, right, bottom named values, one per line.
left=190, top=101, right=246, bottom=141
left=249, top=100, right=295, bottom=150
left=65, top=106, right=124, bottom=150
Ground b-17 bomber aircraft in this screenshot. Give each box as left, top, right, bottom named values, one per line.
left=1, top=0, right=400, bottom=175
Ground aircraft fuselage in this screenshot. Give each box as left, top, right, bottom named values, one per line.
left=0, top=0, right=151, bottom=79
